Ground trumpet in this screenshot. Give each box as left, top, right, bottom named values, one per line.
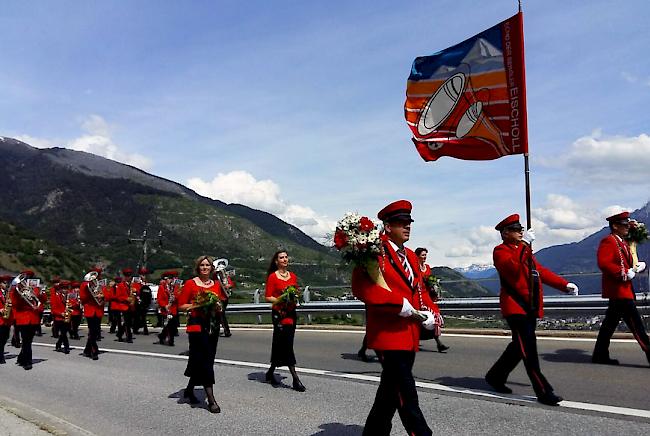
left=11, top=274, right=42, bottom=310
left=83, top=271, right=105, bottom=305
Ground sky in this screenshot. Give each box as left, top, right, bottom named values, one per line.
left=2, top=0, right=650, bottom=268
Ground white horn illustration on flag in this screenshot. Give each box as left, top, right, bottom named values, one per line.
left=416, top=72, right=466, bottom=137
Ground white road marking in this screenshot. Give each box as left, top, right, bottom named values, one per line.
left=34, top=341, right=650, bottom=419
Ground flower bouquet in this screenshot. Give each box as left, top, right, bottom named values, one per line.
left=333, top=213, right=389, bottom=291
left=424, top=274, right=442, bottom=300
left=626, top=220, right=648, bottom=266
left=277, top=285, right=300, bottom=306
left=194, top=290, right=222, bottom=334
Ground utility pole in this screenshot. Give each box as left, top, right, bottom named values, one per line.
left=127, top=229, right=163, bottom=270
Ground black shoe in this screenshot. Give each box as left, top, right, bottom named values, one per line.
left=224, top=332, right=232, bottom=338
left=24, top=364, right=33, bottom=370
left=92, top=354, right=99, bottom=361
left=183, top=388, right=200, bottom=404
left=0, top=359, right=5, bottom=364
left=537, top=393, right=563, bottom=406
left=485, top=374, right=512, bottom=394
left=265, top=371, right=280, bottom=386
left=592, top=355, right=619, bottom=365
left=292, top=379, right=306, bottom=392
left=357, top=350, right=370, bottom=362
left=168, top=342, right=175, bottom=347
left=82, top=352, right=91, bottom=358
left=55, top=346, right=62, bottom=352
left=117, top=337, right=124, bottom=342
left=126, top=339, right=133, bottom=343
left=437, top=344, right=450, bottom=353
left=64, top=349, right=70, bottom=354
left=208, top=402, right=221, bottom=413
left=645, top=352, right=650, bottom=367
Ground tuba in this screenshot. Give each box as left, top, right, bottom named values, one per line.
left=11, top=274, right=42, bottom=310
left=213, top=258, right=233, bottom=296
left=63, top=289, right=72, bottom=323
left=83, top=271, right=105, bottom=305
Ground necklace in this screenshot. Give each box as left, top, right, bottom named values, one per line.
left=419, top=264, right=426, bottom=272
left=277, top=270, right=290, bottom=279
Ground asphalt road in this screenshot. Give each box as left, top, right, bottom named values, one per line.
left=0, top=326, right=649, bottom=435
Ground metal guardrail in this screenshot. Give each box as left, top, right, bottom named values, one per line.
left=225, top=292, right=650, bottom=316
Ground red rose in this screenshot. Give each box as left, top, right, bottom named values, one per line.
left=334, top=230, right=348, bottom=249
left=359, top=217, right=374, bottom=232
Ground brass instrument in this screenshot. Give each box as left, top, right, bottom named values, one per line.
left=162, top=278, right=182, bottom=327
left=83, top=271, right=105, bottom=305
left=63, top=290, right=72, bottom=323
left=11, top=273, right=42, bottom=310
left=127, top=276, right=140, bottom=308
left=213, top=258, right=234, bottom=297
left=1, top=289, right=11, bottom=320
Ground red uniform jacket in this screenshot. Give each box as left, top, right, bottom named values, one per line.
left=177, top=278, right=226, bottom=333
left=351, top=238, right=435, bottom=352
left=68, top=290, right=81, bottom=316
left=113, top=282, right=131, bottom=312
left=598, top=234, right=635, bottom=300
left=10, top=286, right=45, bottom=325
left=494, top=242, right=568, bottom=318
left=104, top=285, right=116, bottom=309
left=129, top=282, right=142, bottom=312
left=421, top=264, right=440, bottom=314
left=80, top=281, right=105, bottom=318
left=157, top=280, right=181, bottom=316
left=0, top=290, right=13, bottom=326
left=50, top=290, right=67, bottom=321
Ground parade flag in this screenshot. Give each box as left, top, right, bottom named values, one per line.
left=405, top=13, right=527, bottom=161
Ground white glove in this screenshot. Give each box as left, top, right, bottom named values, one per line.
left=566, top=283, right=579, bottom=296
left=399, top=298, right=415, bottom=317
left=420, top=311, right=435, bottom=330
left=626, top=269, right=636, bottom=280
left=634, top=261, right=646, bottom=273
left=522, top=229, right=536, bottom=245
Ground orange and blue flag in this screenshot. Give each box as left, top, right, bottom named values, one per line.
left=405, top=13, right=528, bottom=161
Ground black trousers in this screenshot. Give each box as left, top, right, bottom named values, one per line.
left=54, top=320, right=70, bottom=351
left=108, top=309, right=119, bottom=332
left=11, top=322, right=20, bottom=347
left=487, top=314, right=553, bottom=398
left=159, top=315, right=178, bottom=344
left=221, top=299, right=231, bottom=335
left=185, top=330, right=219, bottom=386
left=71, top=315, right=82, bottom=338
left=594, top=299, right=650, bottom=357
left=84, top=316, right=101, bottom=356
left=363, top=350, right=432, bottom=436
left=17, top=324, right=37, bottom=365
left=0, top=325, right=10, bottom=361
left=134, top=309, right=148, bottom=334
left=118, top=311, right=133, bottom=341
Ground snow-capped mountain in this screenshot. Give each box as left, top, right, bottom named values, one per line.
left=454, top=263, right=496, bottom=279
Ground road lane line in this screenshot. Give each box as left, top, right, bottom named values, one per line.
left=34, top=342, right=650, bottom=419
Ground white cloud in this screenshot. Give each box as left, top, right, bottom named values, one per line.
left=559, top=130, right=650, bottom=185
left=621, top=71, right=650, bottom=87
left=187, top=170, right=335, bottom=241
left=14, top=134, right=56, bottom=149
left=15, top=115, right=152, bottom=171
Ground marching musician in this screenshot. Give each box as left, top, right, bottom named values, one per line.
left=485, top=214, right=578, bottom=406
left=213, top=262, right=233, bottom=337
left=117, top=268, right=135, bottom=343
left=68, top=281, right=82, bottom=340
left=592, top=211, right=650, bottom=366
left=49, top=276, right=61, bottom=338
left=157, top=271, right=180, bottom=346
left=11, top=270, right=47, bottom=370
left=0, top=275, right=13, bottom=364
left=50, top=281, right=71, bottom=354
left=351, top=200, right=436, bottom=435
left=80, top=267, right=105, bottom=360
left=132, top=267, right=152, bottom=336
left=105, top=277, right=119, bottom=334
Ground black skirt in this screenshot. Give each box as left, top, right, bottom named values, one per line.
left=270, top=309, right=296, bottom=367
left=184, top=316, right=219, bottom=386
